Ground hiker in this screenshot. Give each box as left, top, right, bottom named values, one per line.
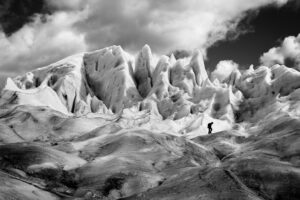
left=207, top=122, right=213, bottom=134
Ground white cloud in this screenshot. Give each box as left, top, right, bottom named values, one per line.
left=0, top=10, right=87, bottom=73
left=260, top=33, right=300, bottom=70
left=75, top=0, right=289, bottom=53
left=211, top=60, right=239, bottom=82
left=0, top=0, right=290, bottom=74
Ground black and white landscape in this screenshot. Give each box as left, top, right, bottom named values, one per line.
left=0, top=0, right=299, bottom=200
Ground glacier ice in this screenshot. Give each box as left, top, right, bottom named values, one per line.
left=0, top=45, right=300, bottom=199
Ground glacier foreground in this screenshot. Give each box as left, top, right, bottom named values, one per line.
left=0, top=45, right=299, bottom=200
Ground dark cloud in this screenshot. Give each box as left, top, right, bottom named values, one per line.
left=0, top=0, right=50, bottom=36
left=206, top=0, right=300, bottom=70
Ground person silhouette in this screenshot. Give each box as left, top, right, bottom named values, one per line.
left=208, top=122, right=213, bottom=134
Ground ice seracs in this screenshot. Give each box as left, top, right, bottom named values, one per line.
left=134, top=44, right=153, bottom=98
left=190, top=49, right=208, bottom=86
left=270, top=64, right=300, bottom=96
left=3, top=44, right=300, bottom=136
left=149, top=55, right=176, bottom=100
left=84, top=46, right=141, bottom=113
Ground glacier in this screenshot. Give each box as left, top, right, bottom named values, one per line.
left=0, top=45, right=299, bottom=200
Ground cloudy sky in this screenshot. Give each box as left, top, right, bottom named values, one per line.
left=0, top=0, right=300, bottom=88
